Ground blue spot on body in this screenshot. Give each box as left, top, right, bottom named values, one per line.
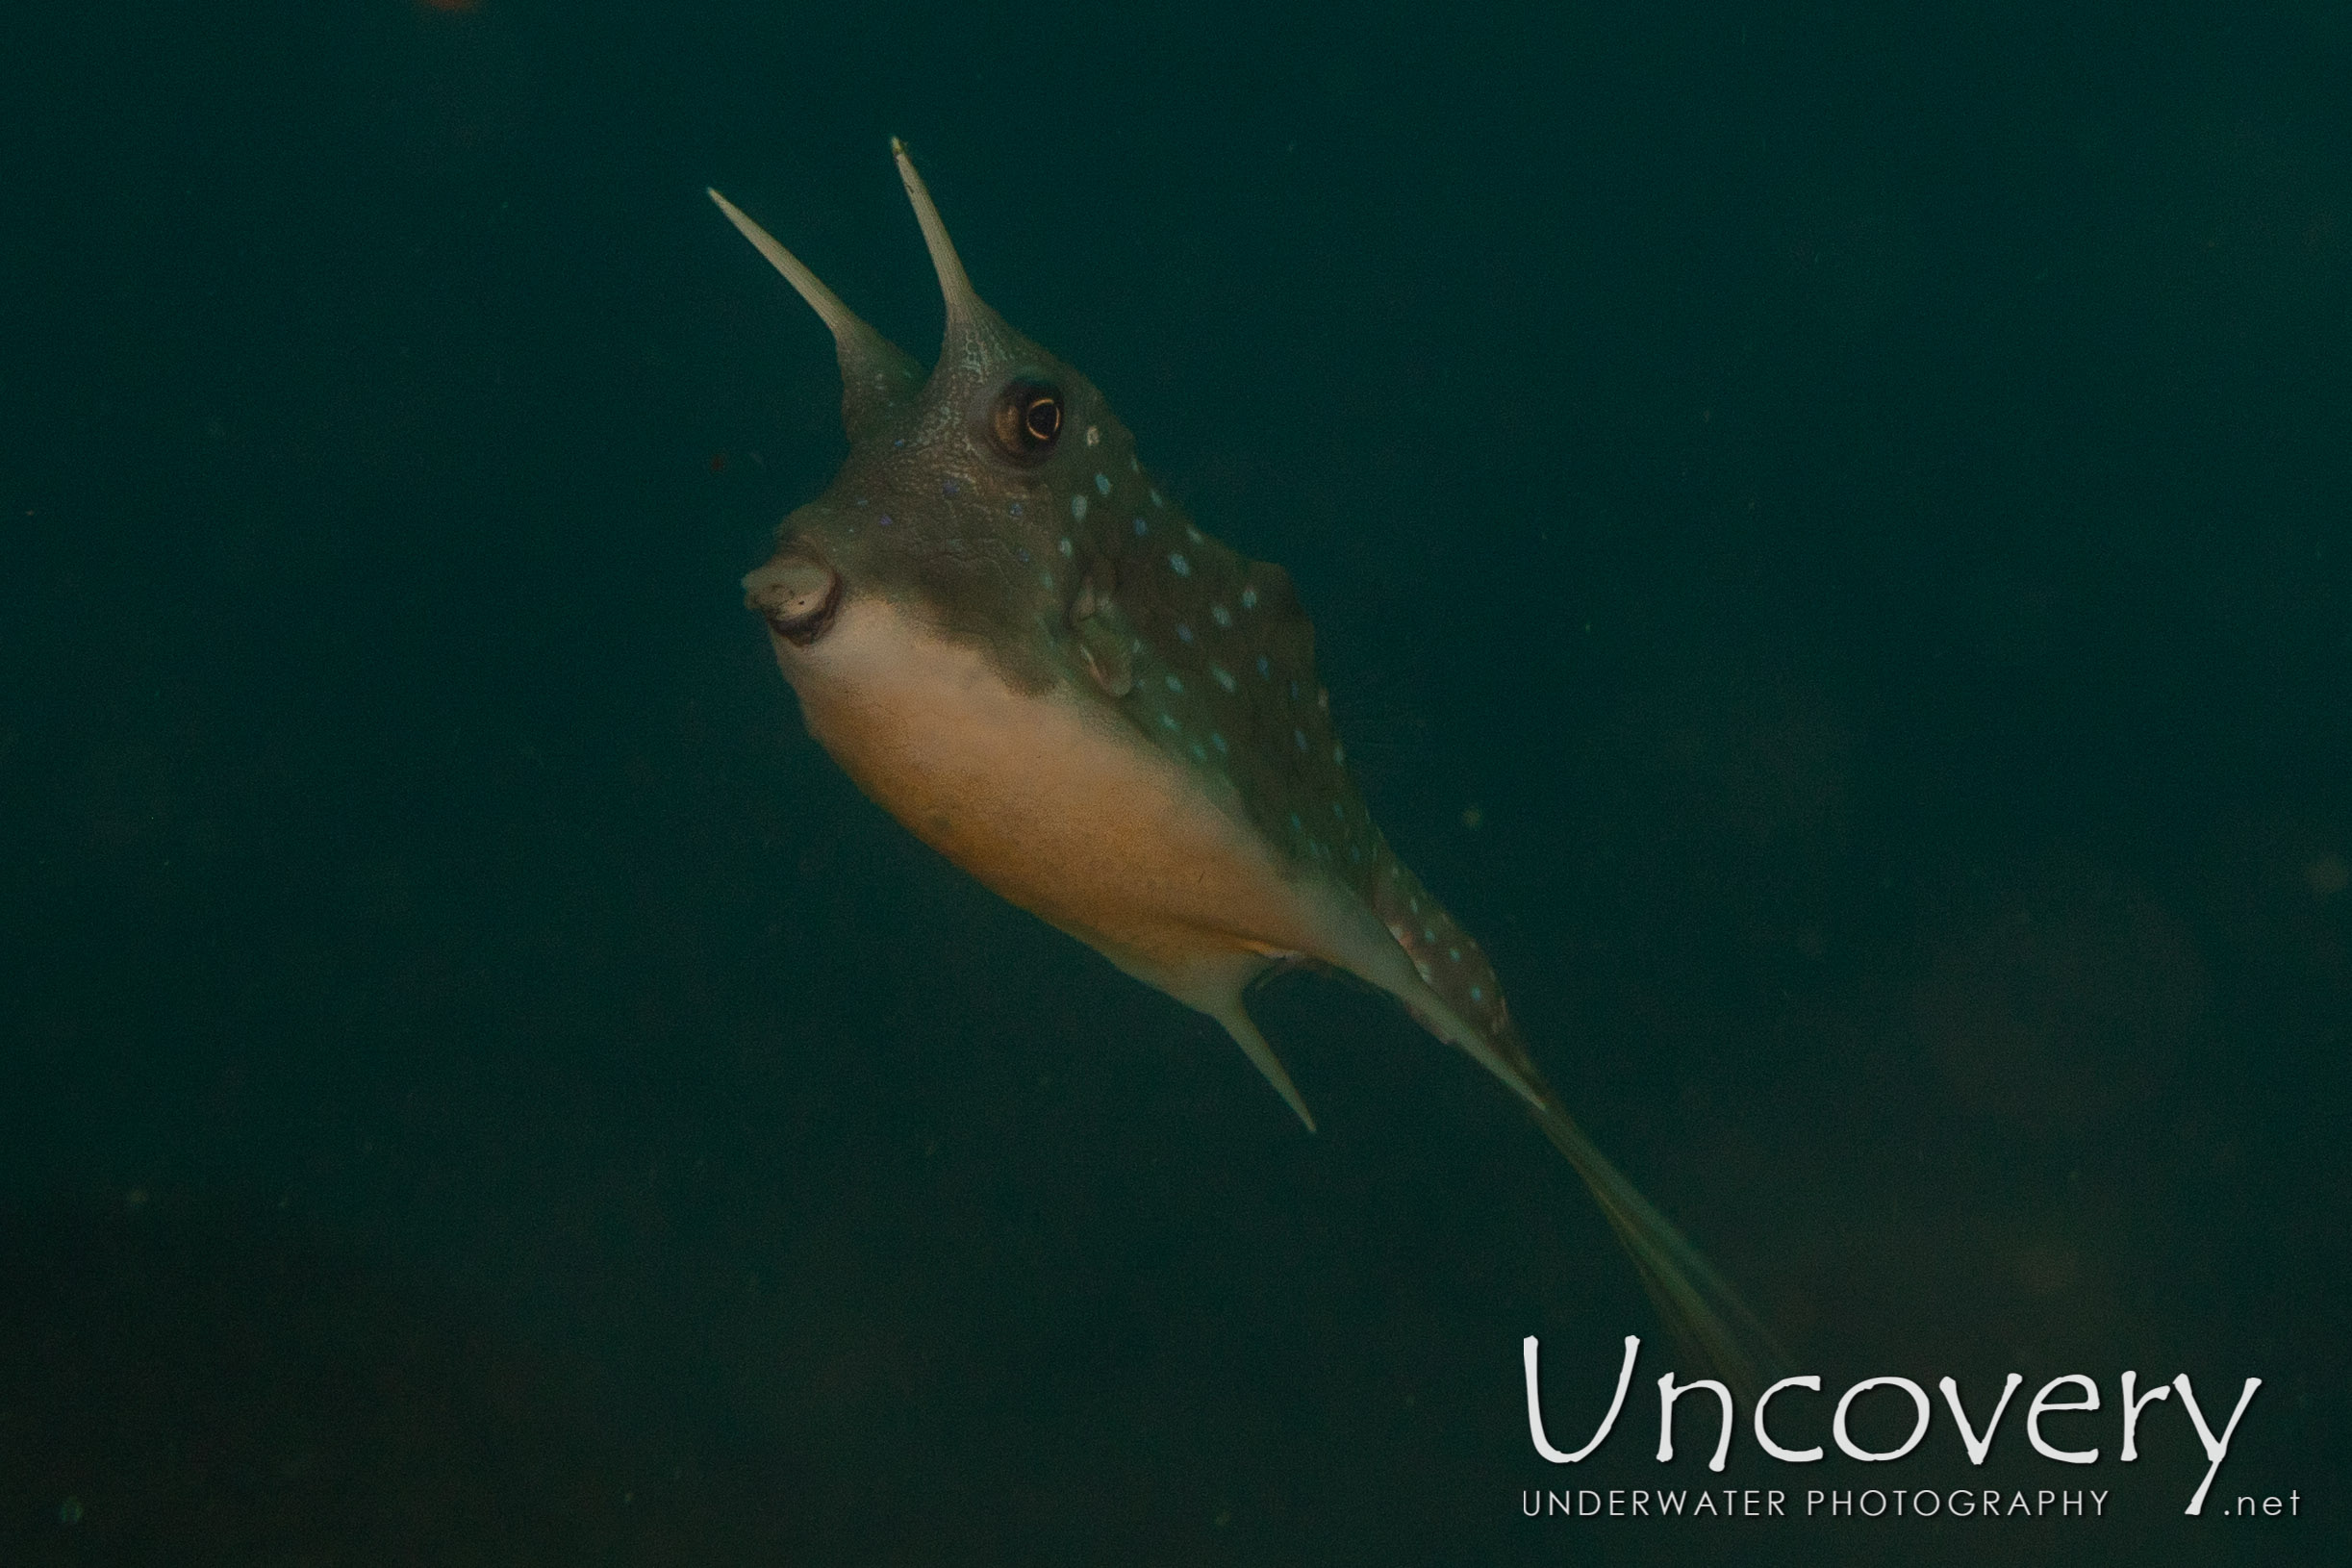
left=1132, top=517, right=1148, bottom=536
left=1170, top=552, right=1191, bottom=576
left=1256, top=655, right=1271, bottom=677
left=878, top=515, right=894, bottom=527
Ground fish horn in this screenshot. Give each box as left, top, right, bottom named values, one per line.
left=707, top=188, right=922, bottom=438
left=891, top=139, right=1008, bottom=367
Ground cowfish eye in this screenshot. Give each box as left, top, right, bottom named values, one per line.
left=990, top=377, right=1064, bottom=464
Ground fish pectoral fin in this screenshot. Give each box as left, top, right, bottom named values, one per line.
left=1075, top=612, right=1134, bottom=697
left=1212, top=999, right=1317, bottom=1134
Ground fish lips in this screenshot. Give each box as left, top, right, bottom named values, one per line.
left=744, top=552, right=843, bottom=646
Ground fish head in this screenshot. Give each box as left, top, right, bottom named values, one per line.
left=720, top=143, right=1143, bottom=695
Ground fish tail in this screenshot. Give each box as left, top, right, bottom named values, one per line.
left=1530, top=1096, right=1788, bottom=1403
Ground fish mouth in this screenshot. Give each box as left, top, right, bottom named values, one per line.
left=744, top=551, right=842, bottom=646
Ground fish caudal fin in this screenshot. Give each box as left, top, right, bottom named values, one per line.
left=1343, top=854, right=1784, bottom=1398
left=1530, top=1096, right=1786, bottom=1403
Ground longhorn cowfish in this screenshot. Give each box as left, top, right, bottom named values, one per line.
left=710, top=142, right=1778, bottom=1388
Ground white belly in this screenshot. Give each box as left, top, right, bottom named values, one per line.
left=766, top=592, right=1528, bottom=1129
left=772, top=594, right=1350, bottom=981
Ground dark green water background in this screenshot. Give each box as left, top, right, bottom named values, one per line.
left=4, top=2, right=2347, bottom=1562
